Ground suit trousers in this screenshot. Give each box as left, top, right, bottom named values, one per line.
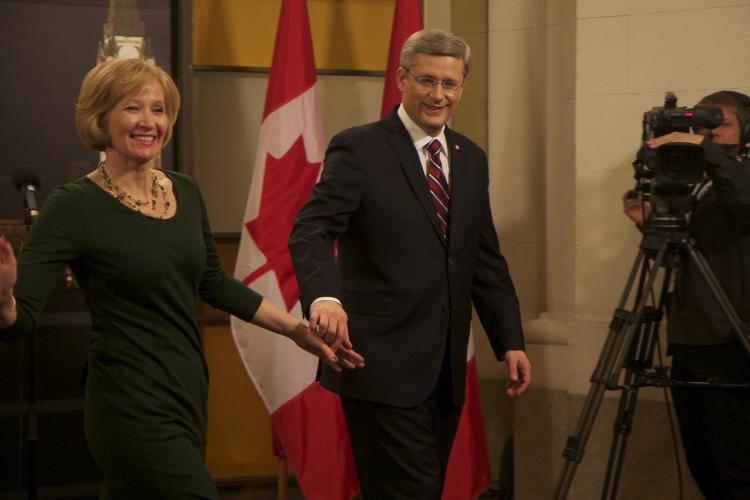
left=342, top=351, right=462, bottom=500
left=669, top=342, right=750, bottom=500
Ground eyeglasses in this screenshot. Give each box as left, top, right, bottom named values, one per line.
left=402, top=67, right=464, bottom=93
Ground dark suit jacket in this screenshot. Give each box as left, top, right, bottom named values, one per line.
left=289, top=107, right=524, bottom=408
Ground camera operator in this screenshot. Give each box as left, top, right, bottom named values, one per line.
left=623, top=91, right=750, bottom=500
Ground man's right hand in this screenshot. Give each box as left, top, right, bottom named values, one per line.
left=309, top=300, right=351, bottom=353
left=622, top=190, right=650, bottom=226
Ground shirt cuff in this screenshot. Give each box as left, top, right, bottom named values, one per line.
left=311, top=296, right=342, bottom=307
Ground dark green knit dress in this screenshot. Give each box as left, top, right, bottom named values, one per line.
left=2, top=171, right=262, bottom=499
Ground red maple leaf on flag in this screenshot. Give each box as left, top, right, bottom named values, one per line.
left=242, top=135, right=321, bottom=311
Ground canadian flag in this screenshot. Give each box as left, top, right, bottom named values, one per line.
left=380, top=0, right=423, bottom=117
left=230, top=0, right=358, bottom=499
left=381, top=2, right=492, bottom=498
left=233, top=0, right=490, bottom=498
left=443, top=337, right=492, bottom=499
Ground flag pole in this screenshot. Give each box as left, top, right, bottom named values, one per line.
left=277, top=455, right=288, bottom=500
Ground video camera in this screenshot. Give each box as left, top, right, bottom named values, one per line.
left=634, top=92, right=723, bottom=188
left=631, top=92, right=723, bottom=227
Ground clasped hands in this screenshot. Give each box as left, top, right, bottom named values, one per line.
left=302, top=299, right=364, bottom=372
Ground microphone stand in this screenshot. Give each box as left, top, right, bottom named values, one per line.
left=21, top=188, right=38, bottom=500
left=10, top=165, right=42, bottom=499
left=23, top=301, right=38, bottom=500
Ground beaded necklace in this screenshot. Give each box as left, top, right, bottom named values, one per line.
left=98, top=161, right=170, bottom=219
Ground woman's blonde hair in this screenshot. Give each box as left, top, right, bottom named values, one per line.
left=75, top=58, right=181, bottom=151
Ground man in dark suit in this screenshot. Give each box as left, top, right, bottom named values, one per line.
left=289, top=29, right=531, bottom=499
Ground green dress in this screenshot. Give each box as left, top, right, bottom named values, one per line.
left=2, top=171, right=262, bottom=499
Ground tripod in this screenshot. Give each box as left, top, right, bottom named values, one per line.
left=553, top=221, right=750, bottom=500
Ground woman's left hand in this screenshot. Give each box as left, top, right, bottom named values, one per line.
left=288, top=322, right=365, bottom=372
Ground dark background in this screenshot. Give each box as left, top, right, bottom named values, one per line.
left=0, top=0, right=173, bottom=219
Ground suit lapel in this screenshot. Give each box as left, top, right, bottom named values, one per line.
left=384, top=110, right=447, bottom=245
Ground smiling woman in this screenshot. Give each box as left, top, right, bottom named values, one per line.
left=0, top=57, right=364, bottom=499
left=100, top=81, right=169, bottom=164
left=73, top=59, right=181, bottom=219
left=75, top=59, right=181, bottom=154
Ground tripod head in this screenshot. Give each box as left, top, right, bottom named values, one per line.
left=631, top=164, right=698, bottom=233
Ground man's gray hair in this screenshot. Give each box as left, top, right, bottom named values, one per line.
left=400, top=29, right=471, bottom=76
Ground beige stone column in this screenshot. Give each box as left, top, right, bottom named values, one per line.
left=487, top=2, right=578, bottom=495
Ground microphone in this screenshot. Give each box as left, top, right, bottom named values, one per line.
left=12, top=164, right=41, bottom=225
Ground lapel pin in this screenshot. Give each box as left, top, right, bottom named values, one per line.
left=454, top=144, right=460, bottom=150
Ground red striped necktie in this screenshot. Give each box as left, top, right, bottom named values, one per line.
left=426, top=139, right=450, bottom=238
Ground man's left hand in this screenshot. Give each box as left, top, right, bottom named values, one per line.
left=647, top=131, right=704, bottom=149
left=503, top=350, right=531, bottom=397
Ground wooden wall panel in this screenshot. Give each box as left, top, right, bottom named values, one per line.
left=201, top=238, right=279, bottom=480
left=193, top=0, right=395, bottom=70
left=203, top=323, right=278, bottom=479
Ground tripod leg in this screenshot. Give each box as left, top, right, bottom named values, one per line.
left=600, top=257, right=673, bottom=499
left=601, top=384, right=639, bottom=499
left=553, top=243, right=669, bottom=499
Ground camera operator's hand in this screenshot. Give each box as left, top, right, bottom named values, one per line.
left=647, top=131, right=704, bottom=149
left=622, top=190, right=650, bottom=226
